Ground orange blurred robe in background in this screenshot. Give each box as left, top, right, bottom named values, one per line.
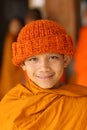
left=74, top=27, right=87, bottom=87
left=0, top=32, right=25, bottom=99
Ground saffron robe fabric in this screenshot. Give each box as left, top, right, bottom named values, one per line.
left=0, top=81, right=87, bottom=130
left=74, top=27, right=87, bottom=86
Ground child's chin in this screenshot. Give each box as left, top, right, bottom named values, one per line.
left=34, top=80, right=59, bottom=89
left=37, top=82, right=60, bottom=89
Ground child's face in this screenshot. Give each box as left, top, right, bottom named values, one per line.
left=22, top=53, right=68, bottom=89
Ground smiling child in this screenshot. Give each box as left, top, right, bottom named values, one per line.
left=0, top=20, right=87, bottom=130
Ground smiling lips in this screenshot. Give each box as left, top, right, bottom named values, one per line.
left=37, top=74, right=54, bottom=80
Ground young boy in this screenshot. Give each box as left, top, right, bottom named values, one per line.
left=0, top=20, right=87, bottom=130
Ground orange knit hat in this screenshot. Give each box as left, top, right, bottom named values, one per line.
left=12, top=19, right=74, bottom=66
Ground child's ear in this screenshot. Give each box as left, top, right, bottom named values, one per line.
left=20, top=62, right=26, bottom=70
left=64, top=55, right=72, bottom=68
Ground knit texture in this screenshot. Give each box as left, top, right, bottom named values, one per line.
left=12, top=20, right=74, bottom=66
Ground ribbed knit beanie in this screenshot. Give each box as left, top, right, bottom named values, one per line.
left=12, top=19, right=74, bottom=66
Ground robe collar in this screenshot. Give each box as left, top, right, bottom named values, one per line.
left=25, top=80, right=87, bottom=97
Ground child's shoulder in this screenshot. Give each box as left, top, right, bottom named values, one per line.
left=60, top=83, right=87, bottom=97
left=62, top=84, right=87, bottom=111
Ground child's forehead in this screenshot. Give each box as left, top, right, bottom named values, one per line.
left=26, top=53, right=63, bottom=58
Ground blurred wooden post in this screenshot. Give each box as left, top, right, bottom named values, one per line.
left=45, top=0, right=81, bottom=42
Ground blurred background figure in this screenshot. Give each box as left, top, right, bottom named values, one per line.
left=24, top=8, right=42, bottom=24
left=0, top=17, right=25, bottom=99
left=74, top=7, right=87, bottom=87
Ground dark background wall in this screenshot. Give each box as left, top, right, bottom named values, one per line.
left=0, top=0, right=28, bottom=67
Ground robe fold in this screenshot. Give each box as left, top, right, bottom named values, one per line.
left=0, top=81, right=87, bottom=130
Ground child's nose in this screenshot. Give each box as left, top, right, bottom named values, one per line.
left=39, top=60, right=50, bottom=72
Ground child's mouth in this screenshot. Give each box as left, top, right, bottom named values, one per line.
left=37, top=74, right=54, bottom=80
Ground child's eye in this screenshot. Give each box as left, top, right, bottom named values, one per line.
left=49, top=56, right=59, bottom=60
left=28, top=57, right=38, bottom=61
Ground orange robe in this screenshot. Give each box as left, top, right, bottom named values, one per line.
left=74, top=27, right=87, bottom=86
left=0, top=32, right=25, bottom=99
left=0, top=80, right=87, bottom=130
